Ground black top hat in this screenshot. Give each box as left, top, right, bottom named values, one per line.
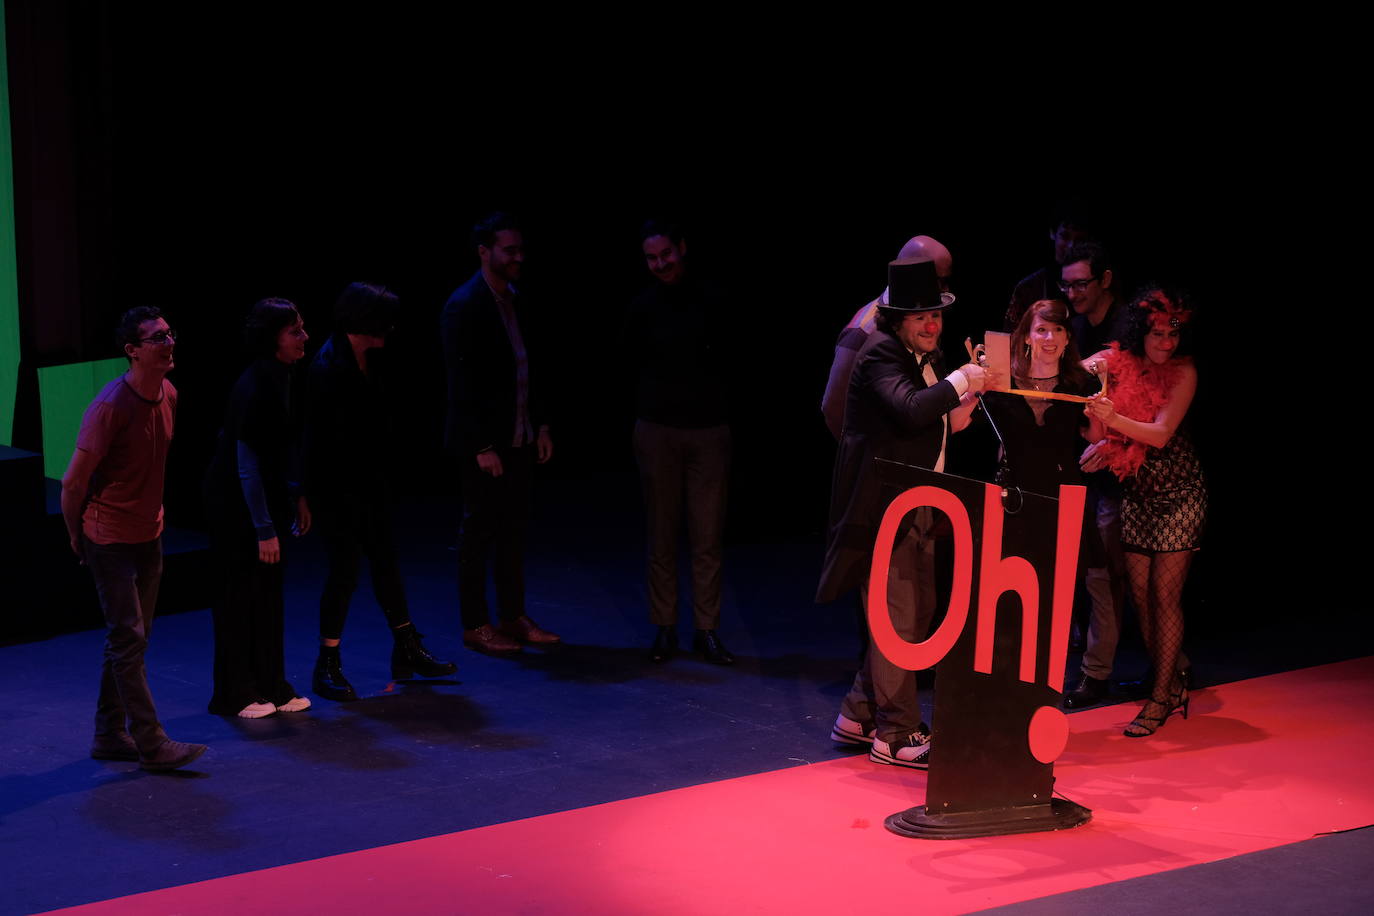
left=880, top=257, right=956, bottom=312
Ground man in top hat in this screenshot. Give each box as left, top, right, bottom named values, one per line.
left=821, top=235, right=953, bottom=440
left=816, top=257, right=997, bottom=768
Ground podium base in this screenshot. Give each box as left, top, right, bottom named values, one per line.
left=884, top=798, right=1091, bottom=839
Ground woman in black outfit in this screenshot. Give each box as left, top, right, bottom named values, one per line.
left=206, top=299, right=312, bottom=718
left=978, top=299, right=1104, bottom=568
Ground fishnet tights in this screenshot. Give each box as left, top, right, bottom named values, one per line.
left=1124, top=549, right=1193, bottom=734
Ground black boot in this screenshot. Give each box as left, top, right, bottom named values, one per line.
left=391, top=627, right=458, bottom=679
left=313, top=645, right=358, bottom=701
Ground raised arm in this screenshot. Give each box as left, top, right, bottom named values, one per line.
left=1087, top=362, right=1197, bottom=449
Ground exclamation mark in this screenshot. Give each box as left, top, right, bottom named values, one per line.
left=1026, top=483, right=1086, bottom=765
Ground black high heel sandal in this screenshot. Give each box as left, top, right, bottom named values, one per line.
left=1125, top=674, right=1189, bottom=738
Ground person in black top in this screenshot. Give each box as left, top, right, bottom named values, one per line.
left=440, top=213, right=560, bottom=656
left=625, top=220, right=734, bottom=664
left=1059, top=242, right=1160, bottom=708
left=205, top=299, right=313, bottom=718
left=306, top=283, right=455, bottom=701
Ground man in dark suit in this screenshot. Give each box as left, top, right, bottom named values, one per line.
left=817, top=257, right=995, bottom=768
left=441, top=213, right=559, bottom=655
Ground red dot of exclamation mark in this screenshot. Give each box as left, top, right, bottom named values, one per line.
left=1027, top=705, right=1069, bottom=763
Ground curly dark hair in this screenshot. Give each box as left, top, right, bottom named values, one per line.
left=116, top=306, right=164, bottom=361
left=243, top=298, right=300, bottom=358
left=1121, top=285, right=1197, bottom=358
left=1010, top=299, right=1093, bottom=389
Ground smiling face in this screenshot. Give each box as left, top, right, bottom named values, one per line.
left=896, top=308, right=943, bottom=355
left=1061, top=258, right=1113, bottom=322
left=275, top=314, right=308, bottom=364
left=1144, top=324, right=1182, bottom=364
left=480, top=229, right=524, bottom=284
left=643, top=234, right=686, bottom=286
left=127, top=317, right=175, bottom=372
left=1026, top=317, right=1068, bottom=367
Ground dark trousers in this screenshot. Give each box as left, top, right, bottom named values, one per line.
left=458, top=444, right=534, bottom=630
left=208, top=522, right=295, bottom=713
left=632, top=420, right=730, bottom=630
left=83, top=536, right=168, bottom=755
left=317, top=497, right=412, bottom=640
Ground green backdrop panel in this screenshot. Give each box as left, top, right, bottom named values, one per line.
left=0, top=0, right=22, bottom=446
left=38, top=358, right=126, bottom=478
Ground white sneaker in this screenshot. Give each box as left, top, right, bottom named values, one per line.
left=277, top=696, right=312, bottom=713
left=831, top=713, right=876, bottom=745
left=236, top=701, right=277, bottom=719
left=869, top=726, right=931, bottom=769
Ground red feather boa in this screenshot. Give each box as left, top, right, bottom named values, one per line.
left=1096, top=344, right=1181, bottom=480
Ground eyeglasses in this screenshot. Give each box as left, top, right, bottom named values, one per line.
left=1057, top=276, right=1099, bottom=293
left=138, top=329, right=177, bottom=345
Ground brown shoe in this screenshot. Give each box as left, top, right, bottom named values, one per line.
left=499, top=615, right=561, bottom=645
left=463, top=623, right=522, bottom=655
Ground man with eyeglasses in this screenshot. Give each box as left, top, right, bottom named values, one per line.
left=1060, top=242, right=1138, bottom=709
left=1003, top=210, right=1098, bottom=333
left=60, top=307, right=208, bottom=771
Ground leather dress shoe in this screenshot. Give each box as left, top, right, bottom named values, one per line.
left=1063, top=674, right=1109, bottom=709
left=139, top=738, right=208, bottom=772
left=464, top=624, right=522, bottom=655
left=693, top=629, right=735, bottom=665
left=649, top=625, right=678, bottom=663
left=499, top=615, right=561, bottom=645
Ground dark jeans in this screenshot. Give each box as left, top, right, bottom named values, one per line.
left=632, top=420, right=730, bottom=630
left=316, top=496, right=413, bottom=640
left=83, top=536, right=168, bottom=755
left=458, top=444, right=534, bottom=630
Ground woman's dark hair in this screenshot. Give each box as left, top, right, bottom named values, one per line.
left=116, top=306, right=163, bottom=360
left=244, top=298, right=300, bottom=358
left=1011, top=299, right=1092, bottom=389
left=333, top=282, right=398, bottom=337
left=1121, top=285, right=1196, bottom=358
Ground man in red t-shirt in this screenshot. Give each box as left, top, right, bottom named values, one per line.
left=60, top=307, right=207, bottom=771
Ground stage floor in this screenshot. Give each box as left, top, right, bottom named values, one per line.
left=36, top=658, right=1374, bottom=915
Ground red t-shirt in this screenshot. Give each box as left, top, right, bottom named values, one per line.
left=76, top=375, right=176, bottom=544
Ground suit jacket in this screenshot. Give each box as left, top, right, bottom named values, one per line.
left=816, top=328, right=961, bottom=603
left=440, top=271, right=547, bottom=457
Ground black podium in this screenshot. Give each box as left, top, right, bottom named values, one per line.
left=870, top=459, right=1091, bottom=839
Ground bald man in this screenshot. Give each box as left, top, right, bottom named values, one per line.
left=821, top=236, right=953, bottom=439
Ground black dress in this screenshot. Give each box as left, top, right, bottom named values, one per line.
left=204, top=358, right=299, bottom=714
left=981, top=377, right=1105, bottom=569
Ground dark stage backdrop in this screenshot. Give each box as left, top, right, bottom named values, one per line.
left=9, top=4, right=1296, bottom=635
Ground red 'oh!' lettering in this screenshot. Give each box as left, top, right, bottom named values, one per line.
left=867, top=482, right=1086, bottom=692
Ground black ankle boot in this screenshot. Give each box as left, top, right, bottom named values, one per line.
left=313, top=645, right=358, bottom=701
left=391, top=627, right=458, bottom=679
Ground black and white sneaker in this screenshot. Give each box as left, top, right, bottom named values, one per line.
left=869, top=724, right=931, bottom=769
left=831, top=713, right=876, bottom=745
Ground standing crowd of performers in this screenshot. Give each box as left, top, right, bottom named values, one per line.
left=61, top=210, right=1205, bottom=773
